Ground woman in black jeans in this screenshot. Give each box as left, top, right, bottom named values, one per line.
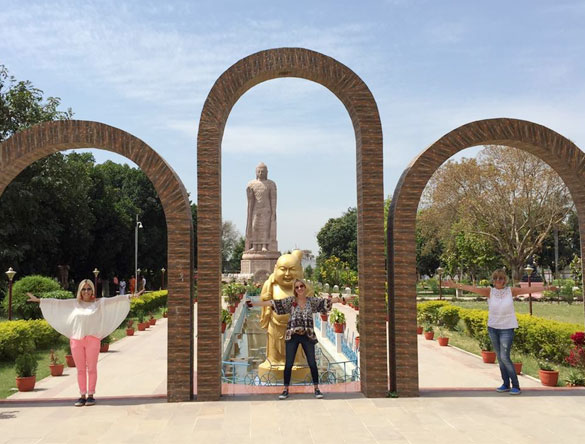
left=247, top=278, right=345, bottom=399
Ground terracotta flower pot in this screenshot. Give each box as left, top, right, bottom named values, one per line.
left=149, top=318, right=156, bottom=326
left=221, top=322, right=227, bottom=333
left=355, top=336, right=360, bottom=348
left=333, top=322, right=345, bottom=333
left=416, top=326, right=423, bottom=335
left=354, top=306, right=359, bottom=311
left=100, top=343, right=109, bottom=353
left=138, top=323, right=146, bottom=331
left=513, top=362, right=523, bottom=374
left=481, top=350, right=496, bottom=363
left=49, top=364, right=64, bottom=376
left=539, top=369, right=559, bottom=387
left=320, top=313, right=328, bottom=321
left=16, top=376, right=36, bottom=392
left=437, top=337, right=449, bottom=346
left=229, top=305, right=236, bottom=314
left=163, top=312, right=168, bottom=318
left=126, top=328, right=135, bottom=336
left=424, top=331, right=434, bottom=340
left=65, top=354, right=76, bottom=368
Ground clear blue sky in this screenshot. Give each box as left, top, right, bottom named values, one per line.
left=1, top=0, right=584, bottom=254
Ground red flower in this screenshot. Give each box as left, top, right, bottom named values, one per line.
left=571, top=331, right=585, bottom=346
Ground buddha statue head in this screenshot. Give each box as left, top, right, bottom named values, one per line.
left=256, top=162, right=268, bottom=180
left=272, top=250, right=303, bottom=289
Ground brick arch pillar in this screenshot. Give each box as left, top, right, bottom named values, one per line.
left=0, top=120, right=194, bottom=402
left=387, top=118, right=585, bottom=396
left=197, top=47, right=386, bottom=400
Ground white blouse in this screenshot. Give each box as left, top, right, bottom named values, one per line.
left=40, top=295, right=131, bottom=340
left=487, top=287, right=518, bottom=329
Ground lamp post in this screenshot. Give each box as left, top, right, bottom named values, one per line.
left=135, top=215, right=143, bottom=292
left=6, top=267, right=16, bottom=320
left=161, top=267, right=166, bottom=290
left=524, top=265, right=534, bottom=316
left=93, top=268, right=100, bottom=297
left=436, top=266, right=444, bottom=300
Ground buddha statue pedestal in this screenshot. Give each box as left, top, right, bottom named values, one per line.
left=241, top=250, right=280, bottom=283
left=257, top=360, right=311, bottom=384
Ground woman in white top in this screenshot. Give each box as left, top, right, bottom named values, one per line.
left=27, top=279, right=143, bottom=406
left=444, top=269, right=556, bottom=395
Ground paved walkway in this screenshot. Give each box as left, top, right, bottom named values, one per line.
left=3, top=318, right=585, bottom=443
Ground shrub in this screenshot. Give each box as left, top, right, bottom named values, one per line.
left=15, top=352, right=38, bottom=377
left=329, top=308, right=346, bottom=324
left=129, top=290, right=168, bottom=317
left=0, top=321, right=35, bottom=360
left=417, top=301, right=450, bottom=325
left=221, top=308, right=232, bottom=327
left=437, top=305, right=461, bottom=330
left=2, top=275, right=63, bottom=320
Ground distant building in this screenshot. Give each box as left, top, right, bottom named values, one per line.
left=300, top=250, right=316, bottom=270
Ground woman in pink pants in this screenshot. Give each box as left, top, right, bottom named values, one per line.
left=28, top=279, right=142, bottom=406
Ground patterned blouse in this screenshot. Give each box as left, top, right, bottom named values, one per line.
left=271, top=296, right=333, bottom=342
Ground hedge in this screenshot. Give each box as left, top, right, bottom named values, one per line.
left=129, top=290, right=168, bottom=317
left=426, top=302, right=583, bottom=365
left=0, top=319, right=63, bottom=361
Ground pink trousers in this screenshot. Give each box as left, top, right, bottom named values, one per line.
left=70, top=336, right=100, bottom=395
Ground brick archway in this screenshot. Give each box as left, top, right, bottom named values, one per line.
left=197, top=48, right=386, bottom=400
left=0, top=120, right=194, bottom=402
left=387, top=118, right=585, bottom=396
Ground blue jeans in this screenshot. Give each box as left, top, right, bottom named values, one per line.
left=284, top=334, right=319, bottom=387
left=488, top=327, right=519, bottom=389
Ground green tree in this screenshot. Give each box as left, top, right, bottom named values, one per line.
left=0, top=65, right=72, bottom=142
left=420, top=146, right=573, bottom=280
left=316, top=207, right=357, bottom=270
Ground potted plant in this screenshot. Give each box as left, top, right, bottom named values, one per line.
left=329, top=308, right=346, bottom=333
left=137, top=310, right=146, bottom=331
left=221, top=308, right=232, bottom=333
left=49, top=349, right=64, bottom=376
left=162, top=309, right=168, bottom=318
left=15, top=352, right=38, bottom=392
left=100, top=335, right=111, bottom=353
left=436, top=328, right=449, bottom=346
left=126, top=319, right=135, bottom=336
left=511, top=351, right=522, bottom=374
left=65, top=343, right=76, bottom=368
left=319, top=311, right=328, bottom=321
left=423, top=324, right=434, bottom=340
left=538, top=360, right=559, bottom=387
left=352, top=295, right=359, bottom=311
left=148, top=312, right=156, bottom=326
left=477, top=332, right=496, bottom=363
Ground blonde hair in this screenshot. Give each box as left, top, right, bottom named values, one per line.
left=293, top=279, right=314, bottom=297
left=76, top=279, right=96, bottom=301
left=491, top=269, right=508, bottom=285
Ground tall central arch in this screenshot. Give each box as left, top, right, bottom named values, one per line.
left=387, top=118, right=585, bottom=396
left=197, top=47, right=386, bottom=400
left=0, top=120, right=194, bottom=402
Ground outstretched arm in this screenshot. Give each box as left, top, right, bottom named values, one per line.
left=443, top=280, right=491, bottom=297
left=26, top=292, right=40, bottom=303
left=512, top=284, right=557, bottom=296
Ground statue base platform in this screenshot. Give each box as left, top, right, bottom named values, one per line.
left=241, top=250, right=280, bottom=282
left=257, top=360, right=311, bottom=384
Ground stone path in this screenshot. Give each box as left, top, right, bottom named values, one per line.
left=3, top=313, right=585, bottom=443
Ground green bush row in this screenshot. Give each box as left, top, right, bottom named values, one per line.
left=424, top=302, right=582, bottom=364
left=129, top=290, right=168, bottom=317
left=0, top=319, right=64, bottom=361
